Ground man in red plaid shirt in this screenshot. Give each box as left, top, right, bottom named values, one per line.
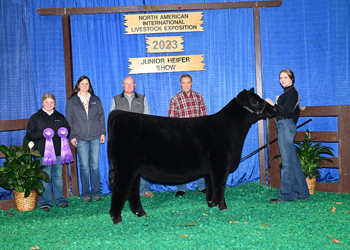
left=168, top=74, right=207, bottom=197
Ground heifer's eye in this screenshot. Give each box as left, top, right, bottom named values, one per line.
left=252, top=100, right=258, bottom=105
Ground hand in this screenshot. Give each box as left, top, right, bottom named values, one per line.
left=70, top=138, right=78, bottom=147
left=265, top=98, right=275, bottom=106
left=100, top=134, right=106, bottom=144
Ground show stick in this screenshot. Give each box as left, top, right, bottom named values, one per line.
left=240, top=118, right=312, bottom=162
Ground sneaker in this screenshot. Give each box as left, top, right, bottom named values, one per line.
left=59, top=202, right=68, bottom=208
left=93, top=197, right=101, bottom=201
left=41, top=206, right=50, bottom=211
left=269, top=198, right=282, bottom=203
left=140, top=191, right=155, bottom=198
left=83, top=197, right=91, bottom=202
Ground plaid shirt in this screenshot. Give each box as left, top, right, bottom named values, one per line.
left=168, top=90, right=207, bottom=118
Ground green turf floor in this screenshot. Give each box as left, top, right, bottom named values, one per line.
left=1, top=182, right=349, bottom=249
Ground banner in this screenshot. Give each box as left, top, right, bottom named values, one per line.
left=124, top=12, right=204, bottom=34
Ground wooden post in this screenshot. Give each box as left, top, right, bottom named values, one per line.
left=62, top=15, right=80, bottom=197
left=253, top=7, right=266, bottom=185
left=338, top=105, right=350, bottom=193
left=267, top=118, right=281, bottom=188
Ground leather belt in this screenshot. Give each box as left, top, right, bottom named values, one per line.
left=275, top=117, right=290, bottom=123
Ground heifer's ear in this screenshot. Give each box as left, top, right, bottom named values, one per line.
left=249, top=88, right=254, bottom=93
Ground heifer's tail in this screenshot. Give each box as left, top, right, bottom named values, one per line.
left=107, top=138, right=115, bottom=187
left=109, top=168, right=114, bottom=187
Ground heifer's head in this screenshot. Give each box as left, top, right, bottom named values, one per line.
left=237, top=88, right=276, bottom=119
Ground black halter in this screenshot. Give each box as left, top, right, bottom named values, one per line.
left=242, top=100, right=267, bottom=115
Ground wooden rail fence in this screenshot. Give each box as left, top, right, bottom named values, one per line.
left=267, top=105, right=350, bottom=193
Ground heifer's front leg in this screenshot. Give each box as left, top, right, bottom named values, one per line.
left=212, top=171, right=228, bottom=210
left=205, top=175, right=216, bottom=208
left=127, top=173, right=146, bottom=217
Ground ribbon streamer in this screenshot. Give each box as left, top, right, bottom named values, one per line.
left=43, top=128, right=57, bottom=165
left=58, top=127, right=74, bottom=164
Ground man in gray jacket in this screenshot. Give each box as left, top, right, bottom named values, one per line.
left=110, top=76, right=154, bottom=198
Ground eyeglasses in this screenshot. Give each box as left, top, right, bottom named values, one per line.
left=123, top=83, right=135, bottom=86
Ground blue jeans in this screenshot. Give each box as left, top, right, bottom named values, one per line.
left=177, top=177, right=206, bottom=192
left=276, top=119, right=310, bottom=201
left=76, top=138, right=101, bottom=199
left=37, top=156, right=68, bottom=208
left=140, top=177, right=150, bottom=195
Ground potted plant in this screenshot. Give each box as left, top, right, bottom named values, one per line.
left=273, top=129, right=335, bottom=194
left=294, top=129, right=335, bottom=194
left=0, top=137, right=49, bottom=211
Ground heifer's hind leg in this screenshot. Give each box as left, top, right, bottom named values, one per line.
left=216, top=185, right=227, bottom=211
left=109, top=165, right=140, bottom=224
left=127, top=173, right=146, bottom=217
left=110, top=184, right=127, bottom=225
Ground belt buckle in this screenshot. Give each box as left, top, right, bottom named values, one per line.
left=275, top=117, right=283, bottom=123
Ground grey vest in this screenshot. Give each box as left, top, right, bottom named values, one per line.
left=113, top=92, right=145, bottom=114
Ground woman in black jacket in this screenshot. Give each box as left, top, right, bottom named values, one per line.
left=65, top=76, right=106, bottom=202
left=26, top=93, right=71, bottom=211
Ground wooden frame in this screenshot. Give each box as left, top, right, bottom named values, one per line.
left=267, top=105, right=350, bottom=193
left=37, top=1, right=283, bottom=15
left=36, top=1, right=282, bottom=187
left=0, top=1, right=284, bottom=211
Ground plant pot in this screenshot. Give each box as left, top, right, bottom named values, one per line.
left=13, top=190, right=38, bottom=212
left=306, top=176, right=317, bottom=195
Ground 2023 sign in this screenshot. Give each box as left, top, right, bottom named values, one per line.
left=153, top=39, right=178, bottom=50
left=146, top=36, right=184, bottom=53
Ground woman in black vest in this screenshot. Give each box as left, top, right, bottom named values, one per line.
left=266, top=69, right=310, bottom=203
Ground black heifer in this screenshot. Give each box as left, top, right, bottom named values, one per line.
left=108, top=88, right=275, bottom=224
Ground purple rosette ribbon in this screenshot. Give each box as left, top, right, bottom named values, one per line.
left=43, top=128, right=57, bottom=165
left=58, top=127, right=74, bottom=164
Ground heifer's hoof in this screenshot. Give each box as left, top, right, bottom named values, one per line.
left=207, top=201, right=217, bottom=208
left=175, top=191, right=185, bottom=197
left=219, top=205, right=228, bottom=211
left=135, top=210, right=147, bottom=217
left=111, top=216, right=122, bottom=225
left=199, top=188, right=206, bottom=194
